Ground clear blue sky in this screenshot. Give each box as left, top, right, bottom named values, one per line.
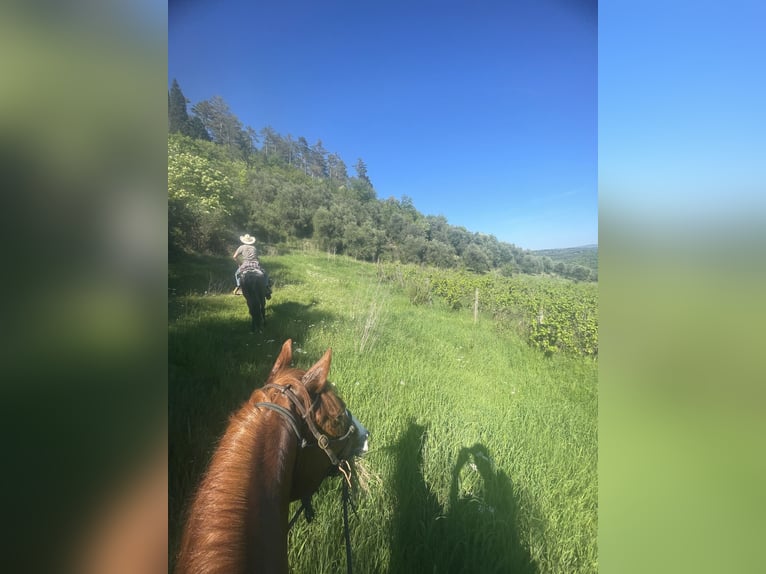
left=169, top=0, right=597, bottom=250
left=599, top=0, right=765, bottom=235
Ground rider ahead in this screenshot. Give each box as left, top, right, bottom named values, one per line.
left=232, top=234, right=271, bottom=297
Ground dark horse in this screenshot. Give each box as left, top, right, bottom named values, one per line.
left=241, top=271, right=268, bottom=331
left=175, top=339, right=369, bottom=574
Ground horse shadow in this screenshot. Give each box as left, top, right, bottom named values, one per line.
left=259, top=258, right=303, bottom=289
left=261, top=299, right=330, bottom=343
left=389, top=422, right=537, bottom=574
left=167, top=253, right=299, bottom=298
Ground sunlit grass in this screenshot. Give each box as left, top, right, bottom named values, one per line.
left=169, top=251, right=597, bottom=573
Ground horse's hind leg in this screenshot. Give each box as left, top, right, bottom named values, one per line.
left=246, top=301, right=258, bottom=333
left=250, top=301, right=263, bottom=333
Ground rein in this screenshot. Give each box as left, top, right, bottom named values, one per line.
left=255, top=383, right=357, bottom=573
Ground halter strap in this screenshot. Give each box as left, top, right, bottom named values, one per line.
left=259, top=383, right=358, bottom=573
left=253, top=401, right=306, bottom=447
left=258, top=383, right=356, bottom=466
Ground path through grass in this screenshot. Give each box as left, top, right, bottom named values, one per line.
left=169, top=251, right=597, bottom=573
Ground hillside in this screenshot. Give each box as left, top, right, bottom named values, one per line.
left=168, top=80, right=597, bottom=282
left=533, top=244, right=598, bottom=273
left=169, top=250, right=598, bottom=573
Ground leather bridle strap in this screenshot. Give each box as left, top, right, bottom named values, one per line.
left=260, top=383, right=356, bottom=466
left=253, top=401, right=306, bottom=447
left=258, top=383, right=357, bottom=573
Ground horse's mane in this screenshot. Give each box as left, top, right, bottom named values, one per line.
left=175, top=356, right=349, bottom=574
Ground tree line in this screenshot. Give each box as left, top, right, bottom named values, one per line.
left=168, top=79, right=596, bottom=281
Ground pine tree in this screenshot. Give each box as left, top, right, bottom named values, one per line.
left=192, top=96, right=242, bottom=147
left=327, top=153, right=348, bottom=181
left=310, top=139, right=328, bottom=178
left=168, top=79, right=210, bottom=140
left=354, top=158, right=371, bottom=185
left=186, top=115, right=211, bottom=141
left=168, top=79, right=190, bottom=134
left=192, top=96, right=254, bottom=158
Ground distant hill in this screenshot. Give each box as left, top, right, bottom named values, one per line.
left=169, top=80, right=596, bottom=281
left=533, top=244, right=598, bottom=272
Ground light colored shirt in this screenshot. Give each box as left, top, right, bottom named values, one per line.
left=234, top=244, right=257, bottom=261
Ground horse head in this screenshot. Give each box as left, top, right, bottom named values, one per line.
left=176, top=339, right=368, bottom=574
left=260, top=339, right=369, bottom=501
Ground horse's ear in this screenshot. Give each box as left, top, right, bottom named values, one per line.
left=270, top=339, right=293, bottom=377
left=302, top=348, right=332, bottom=395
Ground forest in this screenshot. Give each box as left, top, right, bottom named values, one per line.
left=532, top=245, right=598, bottom=274
left=168, top=79, right=596, bottom=282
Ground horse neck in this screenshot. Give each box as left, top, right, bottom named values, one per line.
left=176, top=400, right=298, bottom=574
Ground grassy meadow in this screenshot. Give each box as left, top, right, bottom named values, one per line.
left=169, top=250, right=597, bottom=573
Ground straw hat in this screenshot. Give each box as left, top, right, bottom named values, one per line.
left=240, top=234, right=256, bottom=245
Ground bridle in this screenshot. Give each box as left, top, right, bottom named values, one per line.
left=255, top=382, right=359, bottom=574
left=256, top=383, right=357, bottom=467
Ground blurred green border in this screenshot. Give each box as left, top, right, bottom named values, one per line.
left=599, top=0, right=766, bottom=566
left=3, top=1, right=764, bottom=572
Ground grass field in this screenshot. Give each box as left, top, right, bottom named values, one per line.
left=169, top=250, right=597, bottom=573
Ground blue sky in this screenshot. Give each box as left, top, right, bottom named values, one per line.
left=599, top=0, right=765, bottom=234
left=169, top=0, right=597, bottom=250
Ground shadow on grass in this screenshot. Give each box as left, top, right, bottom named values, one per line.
left=263, top=259, right=304, bottom=289
left=168, top=252, right=299, bottom=296
left=169, top=297, right=338, bottom=456
left=390, top=422, right=537, bottom=574
left=261, top=299, right=328, bottom=346
left=169, top=252, right=234, bottom=295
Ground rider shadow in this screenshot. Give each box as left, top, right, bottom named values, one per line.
left=389, top=422, right=538, bottom=574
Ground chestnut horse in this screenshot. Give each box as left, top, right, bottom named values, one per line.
left=175, top=339, right=369, bottom=574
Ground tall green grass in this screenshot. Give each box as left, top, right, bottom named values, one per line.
left=169, top=251, right=597, bottom=573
